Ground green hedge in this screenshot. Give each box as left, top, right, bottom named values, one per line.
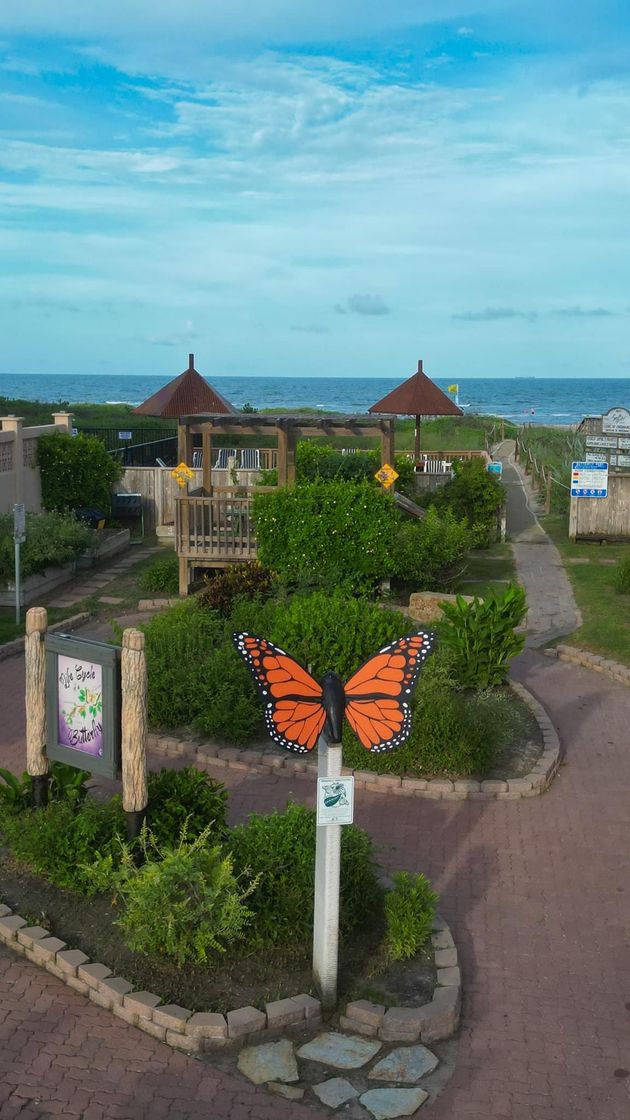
left=392, top=507, right=472, bottom=590
left=37, top=431, right=122, bottom=514
left=252, top=480, right=399, bottom=593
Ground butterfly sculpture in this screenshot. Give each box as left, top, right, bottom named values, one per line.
left=232, top=631, right=435, bottom=755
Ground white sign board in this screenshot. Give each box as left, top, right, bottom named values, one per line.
left=602, top=408, right=630, bottom=435
left=571, top=461, right=608, bottom=498
left=317, top=776, right=354, bottom=826
left=586, top=436, right=619, bottom=449
left=13, top=503, right=26, bottom=542
left=118, top=431, right=133, bottom=440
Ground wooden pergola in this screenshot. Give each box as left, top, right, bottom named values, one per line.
left=174, top=413, right=396, bottom=592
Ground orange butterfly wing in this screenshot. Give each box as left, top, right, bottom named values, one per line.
left=233, top=633, right=325, bottom=753
left=344, top=632, right=435, bottom=753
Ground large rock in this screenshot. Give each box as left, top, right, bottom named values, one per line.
left=360, top=1087, right=429, bottom=1118
left=298, top=1032, right=381, bottom=1069
left=237, top=1039, right=298, bottom=1085
left=408, top=591, right=474, bottom=624
left=313, top=1078, right=359, bottom=1108
left=368, top=1045, right=438, bottom=1083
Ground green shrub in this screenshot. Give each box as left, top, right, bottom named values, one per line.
left=342, top=649, right=502, bottom=777
left=0, top=768, right=31, bottom=813
left=0, top=797, right=125, bottom=892
left=138, top=553, right=179, bottom=595
left=270, top=591, right=410, bottom=680
left=432, top=458, right=504, bottom=545
left=439, top=584, right=527, bottom=689
left=197, top=561, right=275, bottom=616
left=142, top=598, right=274, bottom=740
left=115, top=826, right=254, bottom=965
left=385, top=872, right=438, bottom=961
left=228, top=803, right=382, bottom=947
left=147, top=767, right=228, bottom=847
left=392, top=507, right=472, bottom=589
left=614, top=558, right=630, bottom=593
left=37, top=431, right=122, bottom=514
left=48, top=762, right=90, bottom=806
left=253, top=480, right=399, bottom=593
left=0, top=510, right=94, bottom=582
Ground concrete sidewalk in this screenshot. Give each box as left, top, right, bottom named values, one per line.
left=494, top=440, right=580, bottom=646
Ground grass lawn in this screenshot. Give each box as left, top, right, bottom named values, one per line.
left=544, top=514, right=630, bottom=664
left=457, top=542, right=517, bottom=598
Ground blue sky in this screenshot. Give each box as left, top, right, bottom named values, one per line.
left=1, top=1, right=629, bottom=378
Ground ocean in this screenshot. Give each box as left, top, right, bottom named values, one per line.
left=1, top=373, right=629, bottom=428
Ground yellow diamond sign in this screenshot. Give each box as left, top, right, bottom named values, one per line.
left=374, top=463, right=399, bottom=489
left=171, top=462, right=195, bottom=489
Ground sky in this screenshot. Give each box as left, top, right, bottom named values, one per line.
left=1, top=1, right=629, bottom=379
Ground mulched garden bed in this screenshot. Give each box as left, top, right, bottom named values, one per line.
left=0, top=853, right=429, bottom=1014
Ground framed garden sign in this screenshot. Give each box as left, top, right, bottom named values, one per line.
left=45, top=633, right=121, bottom=779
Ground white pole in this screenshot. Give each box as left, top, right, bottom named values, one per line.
left=14, top=538, right=20, bottom=625
left=312, top=733, right=342, bottom=1010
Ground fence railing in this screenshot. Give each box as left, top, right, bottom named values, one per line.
left=175, top=495, right=258, bottom=561
left=514, top=435, right=573, bottom=514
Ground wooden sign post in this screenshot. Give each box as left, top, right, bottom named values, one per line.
left=25, top=606, right=49, bottom=806
left=120, top=628, right=149, bottom=842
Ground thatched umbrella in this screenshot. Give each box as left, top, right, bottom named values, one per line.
left=369, top=359, right=463, bottom=461
left=133, top=354, right=237, bottom=417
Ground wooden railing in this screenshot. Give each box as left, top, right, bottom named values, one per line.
left=175, top=495, right=257, bottom=561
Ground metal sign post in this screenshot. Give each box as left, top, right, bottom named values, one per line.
left=13, top=503, right=26, bottom=625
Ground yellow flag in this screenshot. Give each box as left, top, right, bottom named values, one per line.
left=448, top=384, right=458, bottom=393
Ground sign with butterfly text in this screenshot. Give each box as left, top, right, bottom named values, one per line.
left=233, top=631, right=435, bottom=755
left=44, top=633, right=122, bottom=780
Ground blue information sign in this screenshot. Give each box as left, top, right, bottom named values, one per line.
left=571, top=461, right=608, bottom=498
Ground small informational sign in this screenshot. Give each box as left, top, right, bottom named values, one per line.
left=13, top=503, right=26, bottom=543
left=602, top=407, right=630, bottom=435
left=571, top=461, right=609, bottom=498
left=586, top=436, right=619, bottom=449
left=71, top=427, right=79, bottom=436
left=487, top=461, right=503, bottom=475
left=118, top=431, right=133, bottom=440
left=374, top=463, right=399, bottom=489
left=45, top=634, right=121, bottom=778
left=317, top=777, right=355, bottom=826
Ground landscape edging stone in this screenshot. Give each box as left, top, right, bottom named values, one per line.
left=0, top=903, right=458, bottom=1053
left=149, top=676, right=561, bottom=800
left=547, top=643, right=630, bottom=688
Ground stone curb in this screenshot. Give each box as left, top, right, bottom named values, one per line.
left=0, top=611, right=91, bottom=662
left=148, top=677, right=561, bottom=801
left=546, top=643, right=630, bottom=688
left=0, top=904, right=321, bottom=1055
left=340, top=913, right=461, bottom=1045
